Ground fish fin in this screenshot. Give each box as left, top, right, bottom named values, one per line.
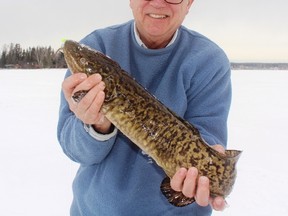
left=160, top=177, right=195, bottom=207
left=72, top=90, right=88, bottom=103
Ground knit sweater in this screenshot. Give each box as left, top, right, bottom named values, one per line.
left=57, top=20, right=231, bottom=216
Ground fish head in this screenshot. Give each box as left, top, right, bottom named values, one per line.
left=63, top=40, right=121, bottom=77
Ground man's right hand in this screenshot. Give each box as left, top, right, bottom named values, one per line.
left=62, top=73, right=112, bottom=134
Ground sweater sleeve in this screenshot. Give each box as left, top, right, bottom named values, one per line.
left=57, top=70, right=117, bottom=166
left=184, top=48, right=232, bottom=148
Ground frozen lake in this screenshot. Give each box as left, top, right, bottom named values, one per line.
left=0, top=69, right=288, bottom=215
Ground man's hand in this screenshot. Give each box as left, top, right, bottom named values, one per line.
left=170, top=144, right=227, bottom=211
left=62, top=73, right=112, bottom=133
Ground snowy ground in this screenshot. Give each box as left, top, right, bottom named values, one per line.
left=0, top=69, right=287, bottom=216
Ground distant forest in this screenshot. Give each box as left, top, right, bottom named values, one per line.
left=231, top=62, right=288, bottom=70
left=1, top=43, right=288, bottom=70
left=0, top=43, right=66, bottom=69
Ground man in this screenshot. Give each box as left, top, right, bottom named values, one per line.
left=58, top=0, right=231, bottom=215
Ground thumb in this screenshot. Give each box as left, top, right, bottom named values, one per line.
left=212, top=144, right=225, bottom=154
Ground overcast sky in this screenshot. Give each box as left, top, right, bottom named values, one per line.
left=1, top=0, right=287, bottom=62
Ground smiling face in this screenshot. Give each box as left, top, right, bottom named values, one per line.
left=130, top=0, right=193, bottom=48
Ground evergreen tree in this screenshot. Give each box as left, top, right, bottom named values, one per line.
left=0, top=43, right=66, bottom=69
left=0, top=49, right=7, bottom=67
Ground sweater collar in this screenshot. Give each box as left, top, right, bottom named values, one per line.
left=133, top=22, right=178, bottom=49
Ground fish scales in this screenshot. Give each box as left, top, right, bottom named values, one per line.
left=63, top=40, right=242, bottom=207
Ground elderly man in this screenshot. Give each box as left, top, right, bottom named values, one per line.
left=58, top=0, right=231, bottom=215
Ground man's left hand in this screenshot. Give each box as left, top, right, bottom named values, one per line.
left=170, top=144, right=227, bottom=211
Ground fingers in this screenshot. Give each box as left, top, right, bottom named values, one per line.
left=170, top=168, right=187, bottom=191
left=170, top=168, right=199, bottom=199
left=61, top=73, right=110, bottom=128
left=72, top=73, right=103, bottom=96
left=87, top=90, right=106, bottom=123
left=194, top=176, right=210, bottom=206
left=172, top=167, right=227, bottom=210
left=74, top=81, right=106, bottom=124
left=182, top=167, right=198, bottom=198
left=62, top=73, right=87, bottom=101
left=171, top=168, right=209, bottom=207
left=210, top=196, right=227, bottom=211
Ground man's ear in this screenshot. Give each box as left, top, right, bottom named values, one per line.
left=186, top=0, right=194, bottom=14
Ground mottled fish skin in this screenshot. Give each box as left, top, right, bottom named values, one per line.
left=63, top=40, right=242, bottom=207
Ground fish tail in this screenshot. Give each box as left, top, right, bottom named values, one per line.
left=160, top=177, right=195, bottom=207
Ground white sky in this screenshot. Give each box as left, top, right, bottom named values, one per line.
left=1, top=0, right=287, bottom=62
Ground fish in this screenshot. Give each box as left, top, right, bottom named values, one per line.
left=62, top=40, right=242, bottom=207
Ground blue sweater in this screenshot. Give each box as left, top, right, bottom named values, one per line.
left=57, top=20, right=231, bottom=216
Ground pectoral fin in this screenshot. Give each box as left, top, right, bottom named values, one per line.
left=72, top=90, right=88, bottom=103
left=160, top=177, right=195, bottom=207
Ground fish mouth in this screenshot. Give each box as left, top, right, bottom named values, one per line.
left=63, top=41, right=87, bottom=73
left=148, top=13, right=169, bottom=19
left=63, top=49, right=84, bottom=73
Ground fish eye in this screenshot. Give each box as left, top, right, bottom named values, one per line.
left=85, top=67, right=93, bottom=75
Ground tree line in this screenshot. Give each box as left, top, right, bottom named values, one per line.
left=0, top=43, right=67, bottom=69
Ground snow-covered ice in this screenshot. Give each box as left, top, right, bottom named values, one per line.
left=0, top=69, right=288, bottom=215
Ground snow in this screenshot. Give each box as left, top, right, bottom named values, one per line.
left=0, top=69, right=288, bottom=215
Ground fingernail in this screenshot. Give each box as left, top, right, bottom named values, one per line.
left=100, top=81, right=106, bottom=89
left=200, top=175, right=209, bottom=182
left=79, top=73, right=87, bottom=80
left=215, top=197, right=223, bottom=206
left=215, top=197, right=228, bottom=211
left=188, top=167, right=198, bottom=176
left=178, top=168, right=187, bottom=176
left=95, top=73, right=102, bottom=80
